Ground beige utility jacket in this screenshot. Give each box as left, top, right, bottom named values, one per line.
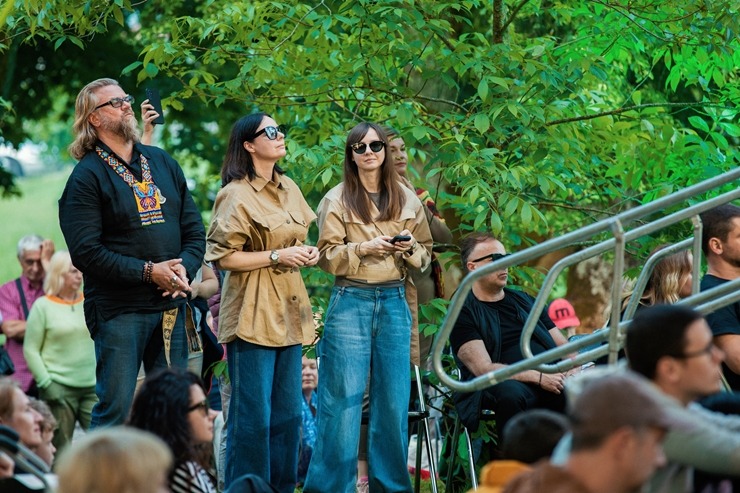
left=206, top=173, right=317, bottom=347
left=316, top=183, right=433, bottom=364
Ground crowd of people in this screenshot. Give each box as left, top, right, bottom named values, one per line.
left=1, top=75, right=740, bottom=493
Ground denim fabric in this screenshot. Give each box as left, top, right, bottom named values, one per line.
left=304, top=286, right=412, bottom=493
left=225, top=340, right=301, bottom=493
left=216, top=374, right=232, bottom=492
left=90, top=309, right=188, bottom=428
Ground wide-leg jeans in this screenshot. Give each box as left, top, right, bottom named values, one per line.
left=304, top=285, right=413, bottom=493
left=225, top=339, right=302, bottom=493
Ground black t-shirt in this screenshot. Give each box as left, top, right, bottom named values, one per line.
left=702, top=274, right=740, bottom=390
left=450, top=291, right=554, bottom=374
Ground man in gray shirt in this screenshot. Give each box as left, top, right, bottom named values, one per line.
left=625, top=304, right=740, bottom=492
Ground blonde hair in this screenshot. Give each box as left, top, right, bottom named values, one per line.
left=622, top=244, right=692, bottom=308
left=68, top=78, right=119, bottom=160
left=44, top=250, right=75, bottom=296
left=56, top=427, right=173, bottom=493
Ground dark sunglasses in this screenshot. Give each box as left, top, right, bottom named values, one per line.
left=351, top=140, right=385, bottom=154
left=95, top=95, right=135, bottom=110
left=187, top=399, right=209, bottom=415
left=471, top=252, right=510, bottom=264
left=254, top=125, right=286, bottom=140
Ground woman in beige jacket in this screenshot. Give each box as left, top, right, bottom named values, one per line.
left=304, top=122, right=432, bottom=493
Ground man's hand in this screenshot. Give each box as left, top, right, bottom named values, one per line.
left=40, top=239, right=55, bottom=274
left=538, top=371, right=566, bottom=394
left=151, top=259, right=191, bottom=298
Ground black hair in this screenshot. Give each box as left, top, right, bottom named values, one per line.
left=221, top=112, right=284, bottom=186
left=625, top=304, right=703, bottom=380
left=127, top=368, right=205, bottom=466
left=501, top=409, right=569, bottom=463
left=700, top=203, right=740, bottom=255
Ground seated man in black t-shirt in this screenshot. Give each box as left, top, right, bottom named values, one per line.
left=700, top=204, right=740, bottom=391
left=450, top=233, right=571, bottom=441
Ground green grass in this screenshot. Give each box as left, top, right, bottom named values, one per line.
left=0, top=168, right=71, bottom=283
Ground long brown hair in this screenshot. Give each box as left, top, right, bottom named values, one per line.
left=342, top=122, right=405, bottom=223
left=68, top=78, right=119, bottom=160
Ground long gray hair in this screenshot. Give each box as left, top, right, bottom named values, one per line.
left=68, top=78, right=119, bottom=160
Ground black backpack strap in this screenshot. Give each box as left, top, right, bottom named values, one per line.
left=15, top=278, right=29, bottom=319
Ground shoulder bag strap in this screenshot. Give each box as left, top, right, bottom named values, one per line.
left=15, top=278, right=29, bottom=319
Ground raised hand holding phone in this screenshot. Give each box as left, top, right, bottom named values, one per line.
left=144, top=87, right=165, bottom=125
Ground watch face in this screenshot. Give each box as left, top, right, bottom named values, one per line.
left=270, top=251, right=279, bottom=263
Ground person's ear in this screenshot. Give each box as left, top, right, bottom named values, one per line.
left=88, top=112, right=101, bottom=128
left=708, top=237, right=723, bottom=255
left=243, top=141, right=255, bottom=154
left=656, top=356, right=681, bottom=384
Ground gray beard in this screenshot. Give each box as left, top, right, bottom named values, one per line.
left=100, top=113, right=141, bottom=143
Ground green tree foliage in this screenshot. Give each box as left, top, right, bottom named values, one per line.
left=2, top=3, right=738, bottom=485
left=2, top=0, right=738, bottom=234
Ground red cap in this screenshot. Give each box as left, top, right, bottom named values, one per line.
left=547, top=298, right=580, bottom=329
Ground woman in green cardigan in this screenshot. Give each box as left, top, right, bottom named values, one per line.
left=24, top=250, right=97, bottom=451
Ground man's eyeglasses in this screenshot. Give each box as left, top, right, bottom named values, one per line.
left=95, top=95, right=135, bottom=110
left=470, top=252, right=510, bottom=264
left=187, top=399, right=209, bottom=416
left=254, top=125, right=286, bottom=140
left=351, top=141, right=385, bottom=154
left=669, top=341, right=716, bottom=360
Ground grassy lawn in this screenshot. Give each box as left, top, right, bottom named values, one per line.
left=0, top=168, right=71, bottom=283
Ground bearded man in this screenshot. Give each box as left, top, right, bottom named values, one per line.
left=59, top=78, right=205, bottom=427
left=700, top=203, right=740, bottom=391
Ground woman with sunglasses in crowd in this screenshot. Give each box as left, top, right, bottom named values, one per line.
left=304, top=122, right=432, bottom=493
left=128, top=368, right=217, bottom=493
left=205, top=113, right=318, bottom=493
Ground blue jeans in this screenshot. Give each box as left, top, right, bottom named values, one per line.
left=225, top=340, right=301, bottom=493
left=304, top=286, right=412, bottom=493
left=90, top=309, right=188, bottom=428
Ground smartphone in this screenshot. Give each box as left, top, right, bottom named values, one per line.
left=389, top=235, right=411, bottom=244
left=144, top=87, right=165, bottom=125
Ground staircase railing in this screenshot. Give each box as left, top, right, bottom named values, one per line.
left=431, top=167, right=740, bottom=392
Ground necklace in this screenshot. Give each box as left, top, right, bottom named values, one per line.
left=96, top=146, right=167, bottom=226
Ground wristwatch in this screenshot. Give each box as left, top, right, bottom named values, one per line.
left=269, top=250, right=280, bottom=266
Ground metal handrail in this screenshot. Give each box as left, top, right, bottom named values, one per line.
left=431, top=166, right=740, bottom=392
left=622, top=238, right=693, bottom=321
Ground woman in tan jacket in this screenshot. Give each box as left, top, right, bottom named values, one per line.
left=206, top=113, right=318, bottom=493
left=304, top=122, right=432, bottom=493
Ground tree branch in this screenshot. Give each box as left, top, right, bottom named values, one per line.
left=492, top=0, right=504, bottom=44
left=501, top=0, right=532, bottom=33
left=496, top=101, right=715, bottom=150
left=544, top=101, right=707, bottom=126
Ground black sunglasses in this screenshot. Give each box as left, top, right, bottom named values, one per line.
left=187, top=399, right=209, bottom=415
left=471, top=252, right=510, bottom=264
left=254, top=125, right=286, bottom=140
left=95, top=95, right=135, bottom=110
left=351, top=140, right=385, bottom=154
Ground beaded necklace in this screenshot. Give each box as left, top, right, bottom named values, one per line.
left=96, top=146, right=166, bottom=226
